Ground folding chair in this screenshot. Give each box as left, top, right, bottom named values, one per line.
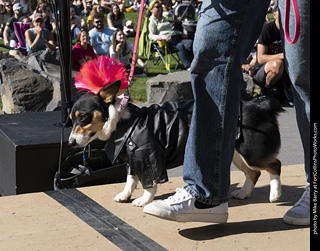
left=0, top=22, right=31, bottom=55
left=138, top=17, right=181, bottom=72
left=13, top=22, right=30, bottom=55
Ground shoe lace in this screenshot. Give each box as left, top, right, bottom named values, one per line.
left=164, top=188, right=190, bottom=203
left=293, top=185, right=310, bottom=209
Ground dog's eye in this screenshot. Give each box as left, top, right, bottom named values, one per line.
left=79, top=114, right=86, bottom=122
left=77, top=114, right=91, bottom=125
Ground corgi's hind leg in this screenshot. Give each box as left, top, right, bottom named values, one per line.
left=231, top=151, right=261, bottom=200
left=265, top=159, right=282, bottom=202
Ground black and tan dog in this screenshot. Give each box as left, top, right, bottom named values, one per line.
left=69, top=80, right=284, bottom=207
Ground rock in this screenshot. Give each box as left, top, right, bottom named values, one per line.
left=0, top=51, right=61, bottom=113
left=146, top=71, right=193, bottom=105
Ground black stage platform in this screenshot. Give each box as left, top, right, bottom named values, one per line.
left=0, top=111, right=126, bottom=196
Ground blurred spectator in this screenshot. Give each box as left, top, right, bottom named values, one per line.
left=87, top=4, right=107, bottom=30
left=101, top=0, right=125, bottom=13
left=148, top=0, right=193, bottom=70
left=70, top=0, right=83, bottom=17
left=82, top=0, right=99, bottom=16
left=3, top=2, right=23, bottom=47
left=72, top=29, right=97, bottom=71
left=36, top=2, right=56, bottom=40
left=110, top=29, right=147, bottom=76
left=0, top=0, right=13, bottom=38
left=70, top=6, right=87, bottom=39
left=17, top=0, right=32, bottom=16
left=254, top=7, right=284, bottom=88
left=253, top=4, right=293, bottom=105
left=25, top=12, right=56, bottom=54
left=107, top=3, right=135, bottom=37
left=89, top=14, right=113, bottom=56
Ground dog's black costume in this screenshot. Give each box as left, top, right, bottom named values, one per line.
left=105, top=96, right=283, bottom=189
left=105, top=100, right=193, bottom=189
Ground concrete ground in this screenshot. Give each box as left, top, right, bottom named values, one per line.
left=0, top=106, right=310, bottom=250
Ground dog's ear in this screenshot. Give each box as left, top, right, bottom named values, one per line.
left=98, top=80, right=122, bottom=103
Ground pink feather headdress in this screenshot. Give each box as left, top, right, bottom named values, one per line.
left=74, top=56, right=128, bottom=94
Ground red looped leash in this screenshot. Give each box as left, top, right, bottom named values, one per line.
left=128, top=0, right=145, bottom=86
left=284, top=0, right=300, bottom=44
left=119, top=0, right=145, bottom=116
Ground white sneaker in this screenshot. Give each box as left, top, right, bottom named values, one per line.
left=143, top=188, right=228, bottom=223
left=283, top=185, right=310, bottom=226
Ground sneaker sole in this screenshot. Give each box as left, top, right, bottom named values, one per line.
left=283, top=215, right=310, bottom=226
left=175, top=213, right=228, bottom=223
left=144, top=206, right=228, bottom=223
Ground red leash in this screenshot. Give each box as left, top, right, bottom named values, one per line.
left=119, top=0, right=145, bottom=116
left=128, top=0, right=145, bottom=86
left=284, top=0, right=300, bottom=44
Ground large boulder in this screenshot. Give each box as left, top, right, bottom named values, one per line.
left=0, top=51, right=61, bottom=113
left=146, top=71, right=193, bottom=105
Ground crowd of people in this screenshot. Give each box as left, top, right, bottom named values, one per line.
left=0, top=0, right=293, bottom=104
left=0, top=0, right=195, bottom=77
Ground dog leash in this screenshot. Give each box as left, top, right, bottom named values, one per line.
left=127, top=0, right=145, bottom=88
left=284, top=0, right=300, bottom=44
left=118, top=0, right=145, bottom=117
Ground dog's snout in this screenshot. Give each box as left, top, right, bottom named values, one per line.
left=68, top=137, right=77, bottom=147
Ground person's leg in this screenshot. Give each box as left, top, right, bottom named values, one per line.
left=144, top=0, right=270, bottom=222
left=264, top=59, right=285, bottom=87
left=172, top=38, right=192, bottom=68
left=183, top=0, right=270, bottom=205
left=278, top=0, right=310, bottom=225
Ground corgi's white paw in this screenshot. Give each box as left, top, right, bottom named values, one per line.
left=114, top=191, right=131, bottom=203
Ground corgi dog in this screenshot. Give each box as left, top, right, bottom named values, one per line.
left=68, top=80, right=284, bottom=207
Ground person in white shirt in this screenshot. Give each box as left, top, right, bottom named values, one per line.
left=109, top=29, right=147, bottom=76
left=88, top=14, right=113, bottom=56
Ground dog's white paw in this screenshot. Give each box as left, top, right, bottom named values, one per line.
left=114, top=191, right=131, bottom=203
left=132, top=186, right=157, bottom=207
left=269, top=174, right=281, bottom=202
left=132, top=196, right=152, bottom=207
left=231, top=189, right=250, bottom=200
left=269, top=189, right=281, bottom=202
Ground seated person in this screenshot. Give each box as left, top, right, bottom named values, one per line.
left=3, top=3, right=23, bottom=49
left=253, top=6, right=284, bottom=89
left=25, top=13, right=56, bottom=54
left=70, top=7, right=87, bottom=39
left=86, top=4, right=108, bottom=30
left=89, top=14, right=113, bottom=56
left=107, top=3, right=135, bottom=37
left=253, top=5, right=292, bottom=104
left=82, top=0, right=99, bottom=16
left=147, top=0, right=193, bottom=70
left=101, top=0, right=125, bottom=13
left=109, top=29, right=147, bottom=76
left=37, top=3, right=57, bottom=40
left=72, top=29, right=97, bottom=72
left=0, top=1, right=13, bottom=39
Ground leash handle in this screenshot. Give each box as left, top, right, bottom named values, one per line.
left=128, top=0, right=145, bottom=86
left=284, top=0, right=300, bottom=44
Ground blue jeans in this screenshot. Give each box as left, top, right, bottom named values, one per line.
left=183, top=0, right=310, bottom=205
left=183, top=0, right=274, bottom=205
left=278, top=0, right=310, bottom=183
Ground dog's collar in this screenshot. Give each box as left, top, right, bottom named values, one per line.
left=117, top=93, right=130, bottom=118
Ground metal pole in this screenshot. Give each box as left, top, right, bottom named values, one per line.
left=57, top=0, right=72, bottom=124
